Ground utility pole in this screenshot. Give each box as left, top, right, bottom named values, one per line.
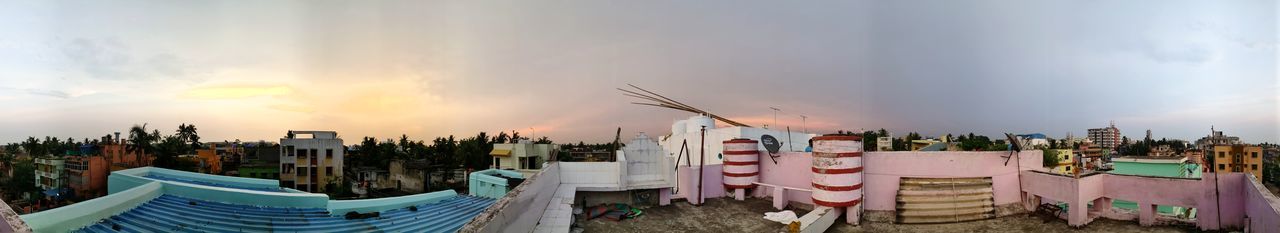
left=800, top=115, right=808, bottom=134
left=770, top=107, right=781, bottom=129
left=697, top=125, right=706, bottom=206
left=530, top=127, right=536, bottom=140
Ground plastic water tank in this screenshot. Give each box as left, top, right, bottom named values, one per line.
left=721, top=139, right=760, bottom=189
left=686, top=115, right=715, bottom=133
left=671, top=120, right=687, bottom=135
left=811, top=135, right=864, bottom=208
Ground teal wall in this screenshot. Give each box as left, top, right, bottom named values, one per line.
left=328, top=190, right=457, bottom=214
left=1110, top=160, right=1200, bottom=215
left=1111, top=161, right=1200, bottom=178
left=469, top=169, right=524, bottom=199
left=22, top=182, right=163, bottom=233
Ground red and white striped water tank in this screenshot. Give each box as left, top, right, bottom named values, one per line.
left=811, top=135, right=864, bottom=207
left=722, top=138, right=760, bottom=189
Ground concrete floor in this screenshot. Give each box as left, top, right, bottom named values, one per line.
left=581, top=197, right=1200, bottom=233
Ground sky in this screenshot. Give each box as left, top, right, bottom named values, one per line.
left=0, top=1, right=1276, bottom=144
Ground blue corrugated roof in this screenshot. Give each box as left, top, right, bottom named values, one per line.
left=76, top=194, right=495, bottom=233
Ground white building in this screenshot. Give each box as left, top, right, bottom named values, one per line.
left=661, top=115, right=815, bottom=167
left=279, top=130, right=344, bottom=193
left=490, top=141, right=554, bottom=177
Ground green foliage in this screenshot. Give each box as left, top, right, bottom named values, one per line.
left=1043, top=150, right=1064, bottom=167
left=5, top=159, right=36, bottom=200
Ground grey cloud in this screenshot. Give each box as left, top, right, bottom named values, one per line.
left=61, top=38, right=133, bottom=79
left=1143, top=43, right=1215, bottom=64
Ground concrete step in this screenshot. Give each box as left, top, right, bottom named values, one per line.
left=899, top=178, right=992, bottom=186
left=898, top=183, right=994, bottom=191
left=897, top=206, right=995, bottom=217
left=897, top=199, right=995, bottom=210
left=896, top=193, right=993, bottom=203
left=897, top=212, right=997, bottom=224
left=897, top=187, right=993, bottom=196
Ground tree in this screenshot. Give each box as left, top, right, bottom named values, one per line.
left=127, top=124, right=158, bottom=166
left=176, top=124, right=201, bottom=153
left=6, top=160, right=36, bottom=200
left=153, top=134, right=188, bottom=169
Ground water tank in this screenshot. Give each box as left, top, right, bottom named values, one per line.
left=686, top=115, right=715, bottom=133
left=722, top=139, right=760, bottom=189
left=671, top=120, right=687, bottom=135
left=811, top=135, right=864, bottom=208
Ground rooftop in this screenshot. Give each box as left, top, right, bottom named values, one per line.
left=582, top=198, right=1197, bottom=233
left=16, top=167, right=496, bottom=232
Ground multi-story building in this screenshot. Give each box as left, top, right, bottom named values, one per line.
left=1195, top=128, right=1242, bottom=149
left=194, top=146, right=223, bottom=174
left=1208, top=145, right=1263, bottom=179
left=1087, top=122, right=1121, bottom=149
left=101, top=138, right=152, bottom=171
left=1148, top=144, right=1173, bottom=157
left=876, top=134, right=893, bottom=151
left=66, top=155, right=108, bottom=198
left=34, top=158, right=66, bottom=192
left=279, top=130, right=344, bottom=193
left=489, top=141, right=554, bottom=175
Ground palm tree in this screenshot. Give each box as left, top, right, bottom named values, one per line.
left=127, top=124, right=157, bottom=167
left=176, top=124, right=201, bottom=153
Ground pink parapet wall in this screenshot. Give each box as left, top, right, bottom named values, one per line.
left=676, top=165, right=725, bottom=205
left=743, top=150, right=1042, bottom=210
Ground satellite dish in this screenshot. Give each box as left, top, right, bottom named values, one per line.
left=761, top=135, right=782, bottom=154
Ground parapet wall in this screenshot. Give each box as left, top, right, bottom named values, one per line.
left=459, top=163, right=562, bottom=233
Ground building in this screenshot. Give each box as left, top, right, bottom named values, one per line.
left=1087, top=122, right=1121, bottom=149
left=100, top=138, right=152, bottom=171
left=1208, top=144, right=1263, bottom=179
left=193, top=146, right=222, bottom=174
left=33, top=158, right=65, bottom=196
left=1196, top=128, right=1242, bottom=149
left=279, top=130, right=344, bottom=193
left=1147, top=144, right=1173, bottom=157
left=489, top=141, right=554, bottom=176
left=875, top=133, right=893, bottom=151
left=389, top=159, right=429, bottom=193
left=1184, top=150, right=1204, bottom=165
left=1016, top=133, right=1049, bottom=148
left=239, top=143, right=281, bottom=180
left=65, top=156, right=108, bottom=198
left=1045, top=149, right=1074, bottom=175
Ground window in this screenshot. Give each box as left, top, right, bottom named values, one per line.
left=325, top=166, right=333, bottom=174
left=310, top=149, right=318, bottom=161
left=326, top=149, right=333, bottom=159
left=1219, top=164, right=1226, bottom=171
left=286, top=146, right=295, bottom=157
left=1253, top=164, right=1259, bottom=170
left=1253, top=152, right=1259, bottom=158
left=311, top=166, right=318, bottom=177
left=1219, top=152, right=1225, bottom=158
left=297, top=149, right=307, bottom=159
left=298, top=167, right=307, bottom=176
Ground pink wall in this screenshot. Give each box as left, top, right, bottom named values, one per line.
left=1199, top=173, right=1246, bottom=229
left=1018, top=171, right=1275, bottom=230
left=1243, top=174, right=1280, bottom=232
left=861, top=151, right=1042, bottom=211
left=676, top=165, right=724, bottom=205
left=730, top=150, right=1042, bottom=211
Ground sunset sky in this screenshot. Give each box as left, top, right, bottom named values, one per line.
left=0, top=1, right=1276, bottom=144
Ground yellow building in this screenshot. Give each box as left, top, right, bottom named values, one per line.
left=1209, top=145, right=1263, bottom=179
left=1045, top=149, right=1075, bottom=175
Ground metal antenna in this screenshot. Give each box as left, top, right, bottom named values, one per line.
left=619, top=84, right=751, bottom=127
left=800, top=115, right=808, bottom=133
left=769, top=107, right=781, bottom=129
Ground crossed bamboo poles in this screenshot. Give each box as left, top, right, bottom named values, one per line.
left=618, top=84, right=751, bottom=127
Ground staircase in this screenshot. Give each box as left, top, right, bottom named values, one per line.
left=896, top=177, right=996, bottom=224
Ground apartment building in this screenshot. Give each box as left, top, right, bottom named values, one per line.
left=1208, top=144, right=1263, bottom=179
left=279, top=130, right=344, bottom=193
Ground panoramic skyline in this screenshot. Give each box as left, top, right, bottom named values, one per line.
left=0, top=0, right=1277, bottom=144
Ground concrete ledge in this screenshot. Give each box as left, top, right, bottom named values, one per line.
left=328, top=190, right=458, bottom=214
left=21, top=182, right=163, bottom=233
left=863, top=210, right=896, bottom=222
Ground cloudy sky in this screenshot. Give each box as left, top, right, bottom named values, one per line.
left=0, top=1, right=1276, bottom=144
